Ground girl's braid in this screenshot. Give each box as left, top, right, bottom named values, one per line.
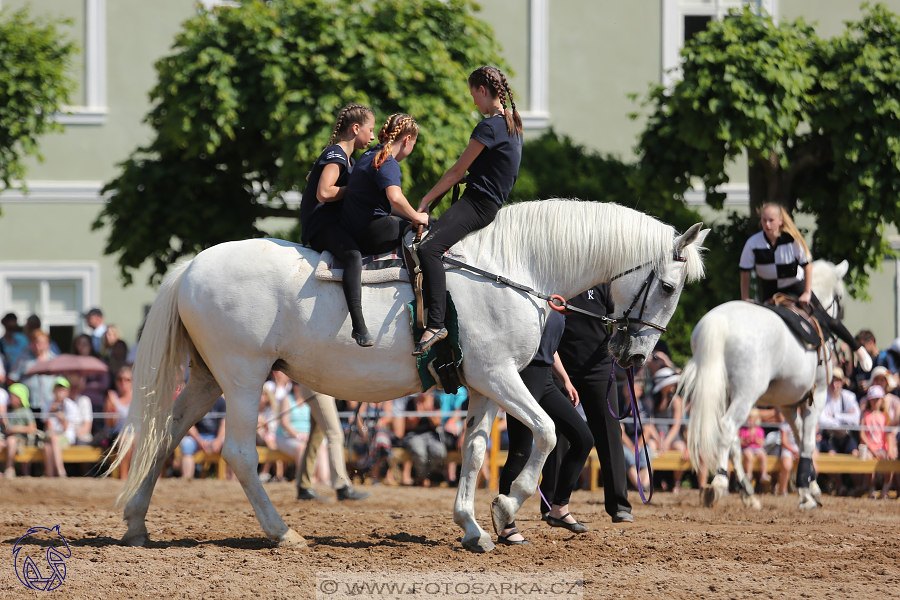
left=328, top=105, right=352, bottom=147
left=374, top=114, right=417, bottom=169
left=498, top=70, right=517, bottom=114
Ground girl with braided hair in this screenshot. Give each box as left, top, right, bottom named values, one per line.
left=341, top=113, right=430, bottom=255
left=300, top=104, right=377, bottom=346
left=412, top=66, right=523, bottom=356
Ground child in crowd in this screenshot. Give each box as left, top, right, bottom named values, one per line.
left=42, top=377, right=74, bottom=477
left=740, top=408, right=771, bottom=491
left=860, top=385, right=894, bottom=498
left=3, top=383, right=39, bottom=478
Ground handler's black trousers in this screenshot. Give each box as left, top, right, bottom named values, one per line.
left=572, top=367, right=632, bottom=518
left=500, top=366, right=594, bottom=510
left=419, top=195, right=499, bottom=330
left=310, top=223, right=366, bottom=334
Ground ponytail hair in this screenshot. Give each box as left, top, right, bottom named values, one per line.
left=468, top=66, right=523, bottom=136
left=326, top=103, right=375, bottom=148
left=759, top=202, right=811, bottom=260
left=373, top=113, right=418, bottom=169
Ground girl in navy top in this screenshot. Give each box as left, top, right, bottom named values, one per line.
left=300, top=104, right=377, bottom=347
left=413, top=66, right=523, bottom=356
left=739, top=202, right=864, bottom=360
left=340, top=113, right=429, bottom=254
left=496, top=311, right=594, bottom=545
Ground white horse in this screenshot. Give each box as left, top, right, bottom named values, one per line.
left=679, top=259, right=868, bottom=510
left=108, top=199, right=708, bottom=552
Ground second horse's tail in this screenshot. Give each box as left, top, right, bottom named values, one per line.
left=678, top=311, right=730, bottom=474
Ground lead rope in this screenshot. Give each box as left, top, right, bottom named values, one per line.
left=605, top=366, right=654, bottom=504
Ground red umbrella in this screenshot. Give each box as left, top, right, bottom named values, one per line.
left=24, top=354, right=109, bottom=376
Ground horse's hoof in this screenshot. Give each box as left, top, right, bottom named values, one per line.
left=277, top=529, right=308, bottom=549
left=701, top=486, right=716, bottom=508
left=490, top=495, right=515, bottom=536
left=798, top=499, right=818, bottom=511
left=749, top=496, right=762, bottom=511
left=120, top=533, right=150, bottom=547
left=810, top=481, right=823, bottom=503
left=461, top=534, right=495, bottom=553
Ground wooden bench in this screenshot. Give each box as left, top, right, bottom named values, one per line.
left=0, top=445, right=105, bottom=465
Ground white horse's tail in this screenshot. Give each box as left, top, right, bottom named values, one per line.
left=680, top=311, right=730, bottom=474
left=107, top=260, right=193, bottom=508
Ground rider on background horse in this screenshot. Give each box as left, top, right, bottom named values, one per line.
left=739, top=201, right=869, bottom=370
left=414, top=66, right=523, bottom=356
left=299, top=104, right=377, bottom=347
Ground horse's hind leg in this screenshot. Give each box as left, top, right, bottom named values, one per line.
left=122, top=360, right=222, bottom=546
left=218, top=383, right=305, bottom=548
left=784, top=398, right=824, bottom=510
left=453, top=391, right=499, bottom=553
left=709, top=396, right=760, bottom=507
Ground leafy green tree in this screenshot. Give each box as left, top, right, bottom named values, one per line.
left=0, top=7, right=75, bottom=195
left=512, top=130, right=719, bottom=364
left=96, top=0, right=507, bottom=284
left=634, top=3, right=900, bottom=295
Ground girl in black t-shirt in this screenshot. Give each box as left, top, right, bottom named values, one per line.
left=413, top=66, right=523, bottom=356
left=300, top=104, right=376, bottom=347
left=341, top=114, right=430, bottom=254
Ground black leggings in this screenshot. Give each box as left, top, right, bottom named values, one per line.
left=351, top=215, right=409, bottom=256
left=499, top=366, right=594, bottom=508
left=771, top=283, right=860, bottom=351
left=309, top=223, right=366, bottom=333
left=419, top=195, right=499, bottom=329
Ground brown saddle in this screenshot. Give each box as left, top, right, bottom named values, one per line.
left=765, top=293, right=827, bottom=363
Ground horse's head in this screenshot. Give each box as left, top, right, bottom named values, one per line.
left=608, top=223, right=709, bottom=368
left=811, top=259, right=849, bottom=319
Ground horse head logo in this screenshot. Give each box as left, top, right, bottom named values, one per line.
left=12, top=525, right=71, bottom=591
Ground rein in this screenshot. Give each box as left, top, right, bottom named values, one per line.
left=605, top=366, right=654, bottom=504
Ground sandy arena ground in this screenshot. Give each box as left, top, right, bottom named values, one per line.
left=1, top=477, right=899, bottom=599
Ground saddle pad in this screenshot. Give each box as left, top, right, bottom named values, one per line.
left=407, top=292, right=463, bottom=392
left=764, top=304, right=821, bottom=349
left=314, top=236, right=466, bottom=284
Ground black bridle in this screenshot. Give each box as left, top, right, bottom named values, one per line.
left=600, top=249, right=688, bottom=334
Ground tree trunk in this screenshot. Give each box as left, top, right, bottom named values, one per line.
left=748, top=151, right=799, bottom=215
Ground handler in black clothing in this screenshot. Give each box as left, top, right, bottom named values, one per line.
left=556, top=283, right=633, bottom=523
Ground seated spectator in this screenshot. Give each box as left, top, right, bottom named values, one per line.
left=351, top=401, right=396, bottom=485
left=42, top=378, right=73, bottom=478
left=861, top=367, right=898, bottom=411
left=62, top=375, right=93, bottom=447
left=622, top=381, right=658, bottom=491
left=104, top=366, right=134, bottom=478
left=435, top=386, right=468, bottom=485
left=71, top=333, right=110, bottom=416
left=3, top=383, right=40, bottom=478
left=650, top=368, right=686, bottom=492
left=850, top=330, right=879, bottom=396
left=773, top=415, right=799, bottom=496
left=10, top=330, right=58, bottom=414
left=876, top=338, right=900, bottom=375
left=740, top=408, right=771, bottom=491
left=860, top=385, right=895, bottom=498
left=0, top=313, right=29, bottom=375
left=179, top=396, right=226, bottom=479
left=402, top=391, right=446, bottom=487
left=819, top=367, right=861, bottom=456
left=272, top=376, right=311, bottom=483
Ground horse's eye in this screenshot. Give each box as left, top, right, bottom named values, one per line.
left=661, top=282, right=675, bottom=294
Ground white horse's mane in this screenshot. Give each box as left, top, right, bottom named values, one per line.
left=463, top=199, right=706, bottom=293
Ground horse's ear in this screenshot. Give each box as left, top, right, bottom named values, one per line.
left=676, top=223, right=705, bottom=251
left=835, top=260, right=849, bottom=279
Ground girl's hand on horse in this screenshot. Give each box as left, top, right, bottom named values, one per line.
left=799, top=290, right=812, bottom=305
left=411, top=212, right=429, bottom=229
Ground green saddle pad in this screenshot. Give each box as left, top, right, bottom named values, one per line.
left=406, top=292, right=463, bottom=392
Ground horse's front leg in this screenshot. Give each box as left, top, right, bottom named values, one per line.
left=483, top=379, right=555, bottom=541
left=453, top=391, right=498, bottom=553
left=791, top=393, right=825, bottom=510
left=707, top=398, right=757, bottom=508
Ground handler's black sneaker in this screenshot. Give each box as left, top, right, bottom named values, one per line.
left=336, top=486, right=370, bottom=501
left=297, top=487, right=330, bottom=501
left=612, top=511, right=634, bottom=523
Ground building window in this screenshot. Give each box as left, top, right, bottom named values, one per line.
left=0, top=263, right=99, bottom=352
left=54, top=0, right=107, bottom=125
left=662, top=0, right=778, bottom=87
